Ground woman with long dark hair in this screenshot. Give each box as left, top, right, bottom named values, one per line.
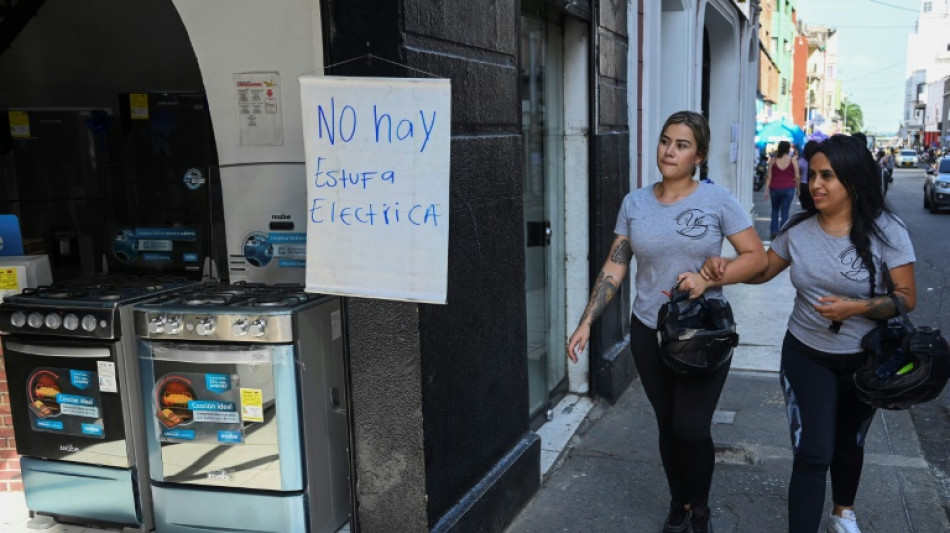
left=701, top=134, right=917, bottom=532
left=567, top=111, right=767, bottom=533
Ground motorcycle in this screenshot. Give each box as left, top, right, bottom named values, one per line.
left=753, top=155, right=767, bottom=191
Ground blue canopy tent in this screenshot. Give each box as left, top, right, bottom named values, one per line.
left=755, top=119, right=805, bottom=153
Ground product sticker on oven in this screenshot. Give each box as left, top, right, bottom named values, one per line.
left=27, top=368, right=105, bottom=439
left=154, top=373, right=245, bottom=445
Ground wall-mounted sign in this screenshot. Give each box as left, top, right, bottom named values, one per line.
left=234, top=71, right=284, bottom=146
left=299, top=76, right=451, bottom=304
left=8, top=111, right=30, bottom=138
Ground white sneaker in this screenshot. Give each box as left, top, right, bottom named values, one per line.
left=827, top=509, right=862, bottom=533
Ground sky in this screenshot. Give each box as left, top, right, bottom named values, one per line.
left=793, top=0, right=921, bottom=135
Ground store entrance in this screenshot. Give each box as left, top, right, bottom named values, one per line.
left=521, top=9, right=567, bottom=426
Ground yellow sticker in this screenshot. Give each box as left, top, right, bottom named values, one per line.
left=0, top=268, right=20, bottom=290
left=240, top=388, right=264, bottom=422
left=8, top=111, right=30, bottom=138
left=129, top=93, right=149, bottom=120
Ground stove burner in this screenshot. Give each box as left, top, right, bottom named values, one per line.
left=140, top=282, right=318, bottom=311
left=182, top=296, right=231, bottom=306
left=246, top=296, right=307, bottom=307
left=96, top=293, right=124, bottom=301
left=15, top=275, right=195, bottom=305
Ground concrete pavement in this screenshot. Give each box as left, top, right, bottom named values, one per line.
left=507, top=191, right=950, bottom=532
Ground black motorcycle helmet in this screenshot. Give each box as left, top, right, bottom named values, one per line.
left=656, top=288, right=739, bottom=375
left=854, top=323, right=950, bottom=410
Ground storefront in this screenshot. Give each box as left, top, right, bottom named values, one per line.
left=0, top=0, right=758, bottom=530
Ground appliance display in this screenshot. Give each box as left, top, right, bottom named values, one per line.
left=0, top=275, right=197, bottom=531
left=134, top=283, right=349, bottom=533
left=220, top=163, right=307, bottom=284
left=104, top=164, right=219, bottom=279
left=108, top=92, right=223, bottom=281
left=1, top=108, right=112, bottom=280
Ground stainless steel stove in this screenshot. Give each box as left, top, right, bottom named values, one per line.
left=133, top=283, right=350, bottom=533
left=133, top=282, right=324, bottom=343
left=0, top=274, right=199, bottom=532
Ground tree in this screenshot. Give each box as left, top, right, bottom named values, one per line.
left=839, top=100, right=864, bottom=134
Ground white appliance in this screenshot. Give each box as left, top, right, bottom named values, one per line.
left=0, top=255, right=52, bottom=302
left=220, top=163, right=308, bottom=284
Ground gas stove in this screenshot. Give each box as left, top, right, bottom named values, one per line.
left=133, top=282, right=326, bottom=343
left=0, top=275, right=198, bottom=340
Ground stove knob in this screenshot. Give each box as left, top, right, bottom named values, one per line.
left=81, top=314, right=98, bottom=332
left=63, top=314, right=80, bottom=331
left=10, top=311, right=26, bottom=328
left=166, top=315, right=183, bottom=335
left=196, top=317, right=216, bottom=336
left=248, top=319, right=267, bottom=338
left=148, top=315, right=166, bottom=334
left=231, top=319, right=249, bottom=337
left=44, top=314, right=62, bottom=329
left=28, top=312, right=43, bottom=328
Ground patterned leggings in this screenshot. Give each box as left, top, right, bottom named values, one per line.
left=780, top=331, right=876, bottom=533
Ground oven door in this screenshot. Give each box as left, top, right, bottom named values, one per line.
left=138, top=341, right=303, bottom=492
left=2, top=338, right=130, bottom=468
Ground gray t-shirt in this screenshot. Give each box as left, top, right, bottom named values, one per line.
left=614, top=182, right=753, bottom=328
left=770, top=213, right=915, bottom=353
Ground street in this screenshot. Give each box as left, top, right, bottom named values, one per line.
left=750, top=164, right=950, bottom=516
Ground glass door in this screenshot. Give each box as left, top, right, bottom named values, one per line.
left=521, top=11, right=566, bottom=423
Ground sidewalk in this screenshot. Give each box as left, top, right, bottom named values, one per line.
left=507, top=201, right=950, bottom=532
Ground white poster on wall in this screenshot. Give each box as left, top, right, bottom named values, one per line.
left=299, top=76, right=451, bottom=304
left=234, top=71, right=284, bottom=146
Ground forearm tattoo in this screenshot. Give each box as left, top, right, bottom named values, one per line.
left=610, top=240, right=632, bottom=265
left=579, top=271, right=618, bottom=326
left=862, top=291, right=905, bottom=320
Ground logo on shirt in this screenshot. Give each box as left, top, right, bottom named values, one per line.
left=838, top=246, right=870, bottom=283
left=674, top=209, right=715, bottom=239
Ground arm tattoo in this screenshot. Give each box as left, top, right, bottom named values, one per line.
left=863, top=294, right=900, bottom=320
left=610, top=240, right=632, bottom=265
left=579, top=271, right=618, bottom=326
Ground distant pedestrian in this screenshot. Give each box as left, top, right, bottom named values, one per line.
left=699, top=134, right=917, bottom=533
left=882, top=149, right=895, bottom=196
left=764, top=140, right=800, bottom=239
left=566, top=111, right=766, bottom=533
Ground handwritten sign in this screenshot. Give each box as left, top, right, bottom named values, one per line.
left=299, top=76, right=451, bottom=304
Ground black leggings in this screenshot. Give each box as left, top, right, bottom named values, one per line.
left=630, top=315, right=731, bottom=508
left=780, top=332, right=876, bottom=533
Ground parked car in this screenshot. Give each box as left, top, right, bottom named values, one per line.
left=896, top=149, right=919, bottom=168
left=924, top=157, right=950, bottom=213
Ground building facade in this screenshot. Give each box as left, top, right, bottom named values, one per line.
left=902, top=0, right=950, bottom=147
left=0, top=0, right=759, bottom=530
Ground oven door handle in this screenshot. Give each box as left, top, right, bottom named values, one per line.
left=4, top=341, right=111, bottom=359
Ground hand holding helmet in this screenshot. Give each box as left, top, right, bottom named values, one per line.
left=656, top=283, right=739, bottom=375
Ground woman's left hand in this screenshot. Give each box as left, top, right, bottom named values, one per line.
left=814, top=295, right=857, bottom=322
left=676, top=272, right=710, bottom=299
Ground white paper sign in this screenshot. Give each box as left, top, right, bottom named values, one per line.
left=300, top=76, right=451, bottom=304
left=234, top=72, right=284, bottom=146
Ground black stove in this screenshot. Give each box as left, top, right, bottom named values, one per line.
left=13, top=275, right=196, bottom=305
left=0, top=275, right=199, bottom=340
